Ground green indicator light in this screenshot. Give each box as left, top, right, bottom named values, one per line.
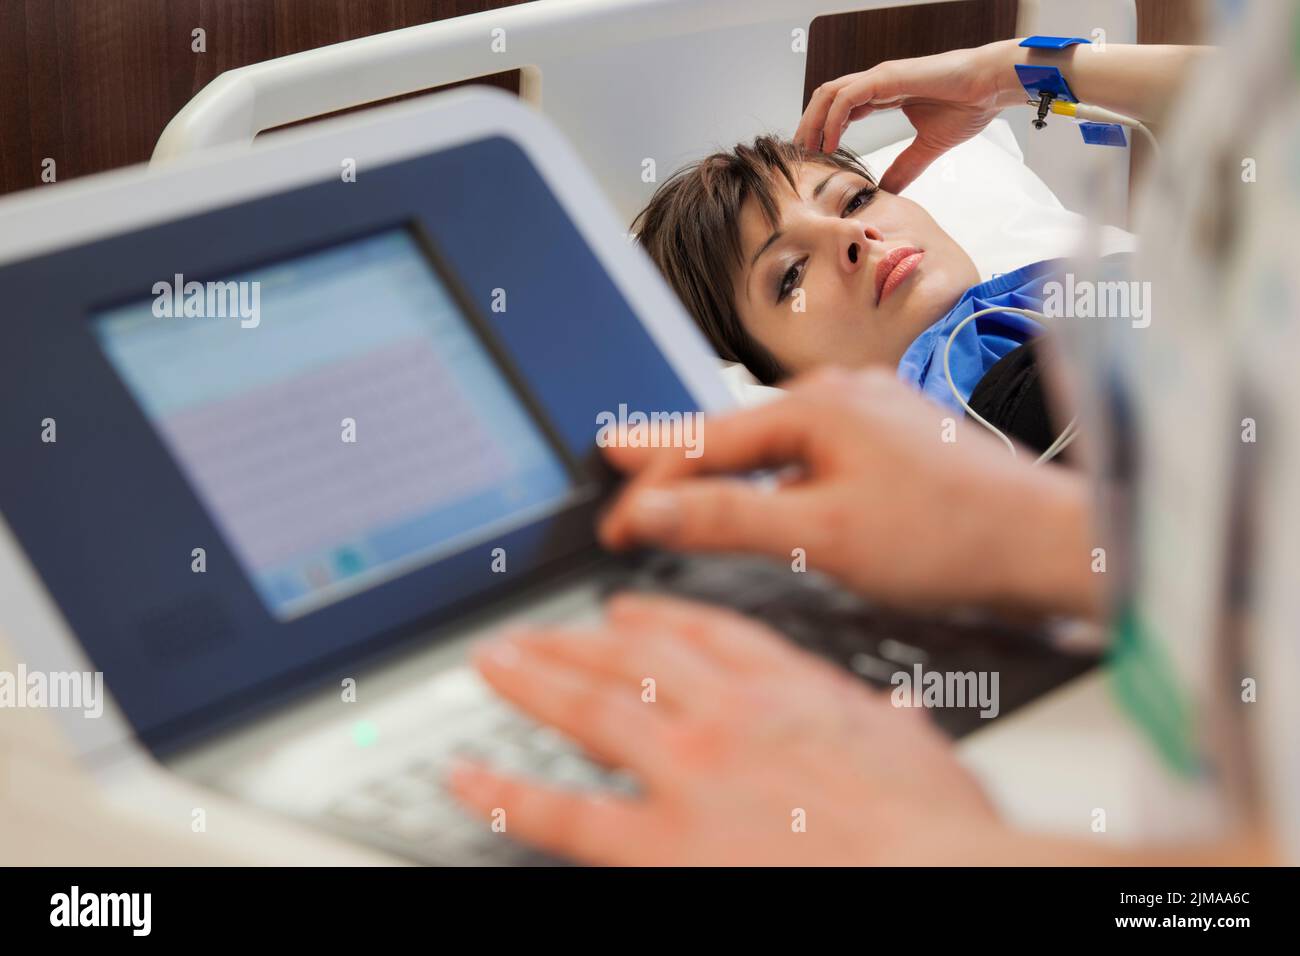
left=352, top=720, right=379, bottom=748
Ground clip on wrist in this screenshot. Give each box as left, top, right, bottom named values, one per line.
left=1014, top=36, right=1128, bottom=147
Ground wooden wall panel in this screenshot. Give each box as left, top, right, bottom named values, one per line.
left=0, top=0, right=533, bottom=196
left=1138, top=0, right=1208, bottom=45
left=803, top=0, right=1020, bottom=108
left=0, top=0, right=1207, bottom=199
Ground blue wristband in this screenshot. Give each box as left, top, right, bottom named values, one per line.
left=1019, top=35, right=1091, bottom=50
left=1015, top=39, right=1127, bottom=148
left=1015, top=64, right=1078, bottom=102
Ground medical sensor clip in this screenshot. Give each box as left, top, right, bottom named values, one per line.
left=1015, top=37, right=1127, bottom=147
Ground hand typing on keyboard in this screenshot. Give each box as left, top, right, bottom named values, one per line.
left=597, top=367, right=1102, bottom=620
left=447, top=591, right=1003, bottom=866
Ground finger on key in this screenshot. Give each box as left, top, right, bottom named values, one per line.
left=448, top=761, right=662, bottom=866
left=473, top=639, right=672, bottom=781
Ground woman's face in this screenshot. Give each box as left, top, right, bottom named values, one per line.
left=731, top=162, right=979, bottom=377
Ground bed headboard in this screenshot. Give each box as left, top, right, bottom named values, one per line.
left=151, top=0, right=1137, bottom=226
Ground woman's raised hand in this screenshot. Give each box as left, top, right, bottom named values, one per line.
left=795, top=40, right=1019, bottom=194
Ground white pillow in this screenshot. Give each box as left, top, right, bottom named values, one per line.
left=718, top=361, right=782, bottom=404
left=852, top=118, right=1137, bottom=281
left=716, top=118, right=1138, bottom=404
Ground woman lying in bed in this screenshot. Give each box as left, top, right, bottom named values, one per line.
left=631, top=135, right=1070, bottom=454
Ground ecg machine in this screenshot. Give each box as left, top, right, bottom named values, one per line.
left=0, top=89, right=1096, bottom=865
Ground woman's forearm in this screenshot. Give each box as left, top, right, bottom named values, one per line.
left=986, top=37, right=1215, bottom=125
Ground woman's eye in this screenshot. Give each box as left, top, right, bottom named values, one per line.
left=843, top=185, right=879, bottom=215
left=777, top=262, right=802, bottom=302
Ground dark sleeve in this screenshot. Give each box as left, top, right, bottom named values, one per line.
left=966, top=340, right=1059, bottom=456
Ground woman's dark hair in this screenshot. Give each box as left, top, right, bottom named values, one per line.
left=630, top=135, right=876, bottom=385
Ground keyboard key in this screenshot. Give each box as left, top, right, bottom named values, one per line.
left=612, top=551, right=1098, bottom=737
left=547, top=753, right=603, bottom=788
left=388, top=775, right=440, bottom=808
left=877, top=637, right=929, bottom=665
left=848, top=652, right=898, bottom=682
left=325, top=794, right=393, bottom=827
left=383, top=808, right=444, bottom=843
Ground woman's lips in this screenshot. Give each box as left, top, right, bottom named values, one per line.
left=875, top=247, right=925, bottom=305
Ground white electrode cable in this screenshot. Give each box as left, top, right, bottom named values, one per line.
left=948, top=116, right=1159, bottom=464
left=942, top=305, right=1079, bottom=466
left=1049, top=100, right=1162, bottom=160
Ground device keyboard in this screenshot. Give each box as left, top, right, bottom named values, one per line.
left=608, top=551, right=1100, bottom=737
left=249, top=551, right=1097, bottom=865
left=233, top=664, right=630, bottom=866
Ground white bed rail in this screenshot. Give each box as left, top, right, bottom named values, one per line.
left=154, top=0, right=1136, bottom=224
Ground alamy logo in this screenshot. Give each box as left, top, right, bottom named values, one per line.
left=1041, top=273, right=1152, bottom=329
left=595, top=404, right=704, bottom=458
left=50, top=886, right=151, bottom=936
left=890, top=664, right=1000, bottom=719
left=0, top=665, right=103, bottom=718
left=152, top=273, right=261, bottom=328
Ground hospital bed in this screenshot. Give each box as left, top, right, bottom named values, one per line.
left=153, top=0, right=1143, bottom=406
left=152, top=0, right=1139, bottom=228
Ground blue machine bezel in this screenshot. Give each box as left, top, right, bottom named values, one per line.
left=0, top=134, right=698, bottom=757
